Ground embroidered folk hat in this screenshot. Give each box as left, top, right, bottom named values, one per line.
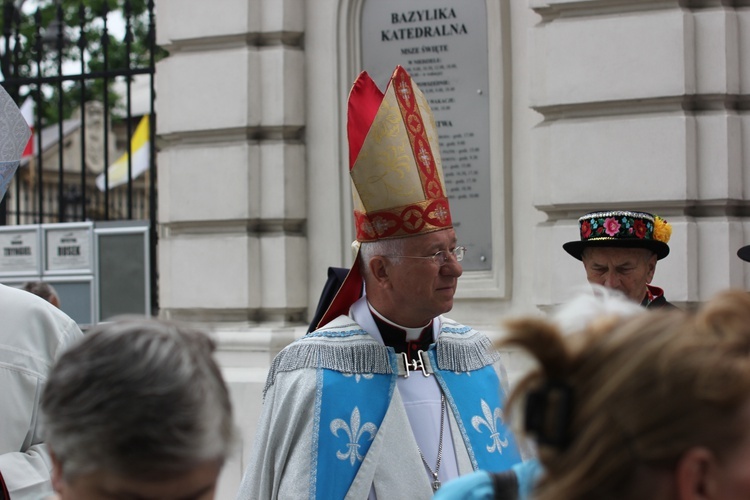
left=563, top=210, right=672, bottom=261
left=316, top=66, right=453, bottom=328
left=0, top=85, right=31, bottom=202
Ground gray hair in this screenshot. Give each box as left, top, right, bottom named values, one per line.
left=41, top=317, right=234, bottom=481
left=358, top=238, right=407, bottom=277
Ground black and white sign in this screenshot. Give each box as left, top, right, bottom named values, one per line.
left=361, top=0, right=492, bottom=271
left=45, top=225, right=92, bottom=273
left=0, top=227, right=40, bottom=275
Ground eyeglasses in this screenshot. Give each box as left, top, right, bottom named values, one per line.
left=386, top=246, right=466, bottom=266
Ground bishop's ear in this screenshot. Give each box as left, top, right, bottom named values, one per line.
left=368, top=256, right=392, bottom=288
left=675, top=447, right=720, bottom=500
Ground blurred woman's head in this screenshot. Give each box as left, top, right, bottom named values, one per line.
left=503, top=289, right=750, bottom=500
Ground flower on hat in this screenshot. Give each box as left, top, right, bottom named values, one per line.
left=603, top=217, right=621, bottom=237
left=581, top=220, right=592, bottom=239
left=633, top=219, right=647, bottom=239
left=653, top=216, right=672, bottom=243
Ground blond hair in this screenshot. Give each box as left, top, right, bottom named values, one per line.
left=502, top=289, right=750, bottom=500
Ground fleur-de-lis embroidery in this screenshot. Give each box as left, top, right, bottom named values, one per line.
left=330, top=407, right=378, bottom=465
left=471, top=399, right=509, bottom=454
left=343, top=372, right=374, bottom=383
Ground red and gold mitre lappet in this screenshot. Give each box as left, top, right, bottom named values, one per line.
left=348, top=65, right=453, bottom=241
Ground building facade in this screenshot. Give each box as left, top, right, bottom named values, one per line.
left=154, top=0, right=750, bottom=497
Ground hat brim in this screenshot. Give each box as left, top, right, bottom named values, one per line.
left=738, top=245, right=750, bottom=262
left=563, top=239, right=670, bottom=261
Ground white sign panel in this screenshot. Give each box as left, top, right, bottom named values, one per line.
left=46, top=226, right=92, bottom=272
left=0, top=228, right=39, bottom=275
left=361, top=0, right=492, bottom=271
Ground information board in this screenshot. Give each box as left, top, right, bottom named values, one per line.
left=44, top=223, right=93, bottom=273
left=0, top=226, right=40, bottom=276
left=361, top=0, right=492, bottom=271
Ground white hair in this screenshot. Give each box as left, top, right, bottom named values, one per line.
left=551, top=285, right=644, bottom=336
left=358, top=238, right=407, bottom=277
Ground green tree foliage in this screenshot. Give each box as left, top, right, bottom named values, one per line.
left=1, top=0, right=162, bottom=125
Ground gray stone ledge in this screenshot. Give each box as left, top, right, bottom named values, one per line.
left=158, top=126, right=305, bottom=145
left=160, top=219, right=306, bottom=237
left=161, top=307, right=308, bottom=325
left=537, top=200, right=750, bottom=219
left=533, top=95, right=750, bottom=121
left=531, top=1, right=724, bottom=22
left=160, top=32, right=304, bottom=54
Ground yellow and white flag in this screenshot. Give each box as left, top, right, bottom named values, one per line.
left=96, top=115, right=150, bottom=191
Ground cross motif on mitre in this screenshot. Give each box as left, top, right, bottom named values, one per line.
left=432, top=205, right=449, bottom=223
left=373, top=217, right=394, bottom=236
left=397, top=80, right=412, bottom=105
left=417, top=145, right=432, bottom=171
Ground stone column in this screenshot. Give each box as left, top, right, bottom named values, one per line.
left=155, top=0, right=306, bottom=496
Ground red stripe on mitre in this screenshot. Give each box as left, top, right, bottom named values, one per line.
left=354, top=198, right=452, bottom=242
left=354, top=210, right=402, bottom=241
left=391, top=67, right=444, bottom=200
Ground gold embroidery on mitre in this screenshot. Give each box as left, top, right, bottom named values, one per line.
left=414, top=88, right=446, bottom=193
left=393, top=73, right=444, bottom=202
left=349, top=66, right=453, bottom=243
left=361, top=220, right=376, bottom=238
left=429, top=204, right=450, bottom=224
left=354, top=198, right=452, bottom=241
left=402, top=207, right=427, bottom=232
left=372, top=216, right=399, bottom=236
left=351, top=92, right=423, bottom=212
left=368, top=98, right=402, bottom=146
left=407, top=113, right=423, bottom=136
left=425, top=179, right=443, bottom=199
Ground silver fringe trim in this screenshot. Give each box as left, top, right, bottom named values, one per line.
left=263, top=341, right=393, bottom=395
left=263, top=327, right=500, bottom=395
left=435, top=333, right=500, bottom=372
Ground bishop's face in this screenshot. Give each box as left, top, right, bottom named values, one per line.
left=380, top=228, right=463, bottom=327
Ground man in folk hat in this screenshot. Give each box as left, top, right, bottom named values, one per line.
left=237, top=67, right=526, bottom=499
left=563, top=210, right=675, bottom=308
left=0, top=86, right=84, bottom=499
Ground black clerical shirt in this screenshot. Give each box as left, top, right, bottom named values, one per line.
left=372, top=314, right=433, bottom=362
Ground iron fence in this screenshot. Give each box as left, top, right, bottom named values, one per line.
left=1, top=0, right=158, bottom=312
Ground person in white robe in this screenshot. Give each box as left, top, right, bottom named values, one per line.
left=237, top=66, right=529, bottom=500
left=0, top=84, right=84, bottom=499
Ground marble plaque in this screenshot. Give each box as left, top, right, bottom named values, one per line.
left=361, top=0, right=492, bottom=271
